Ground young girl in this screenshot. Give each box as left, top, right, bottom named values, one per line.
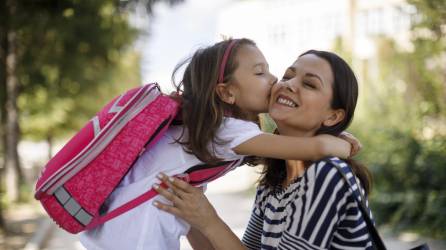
left=80, top=38, right=355, bottom=250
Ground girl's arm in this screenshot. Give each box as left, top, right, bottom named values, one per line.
left=233, top=133, right=351, bottom=160
left=153, top=174, right=247, bottom=250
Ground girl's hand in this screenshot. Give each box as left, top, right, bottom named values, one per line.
left=152, top=173, right=220, bottom=233
left=339, top=131, right=362, bottom=157
left=317, top=134, right=352, bottom=159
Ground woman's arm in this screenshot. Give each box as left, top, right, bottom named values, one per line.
left=187, top=227, right=214, bottom=250
left=153, top=174, right=247, bottom=250
left=233, top=133, right=352, bottom=160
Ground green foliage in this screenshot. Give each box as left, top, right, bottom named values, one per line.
left=19, top=52, right=141, bottom=141
left=358, top=131, right=446, bottom=238
left=9, top=0, right=141, bottom=141
left=407, top=0, right=446, bottom=117
left=344, top=0, right=446, bottom=238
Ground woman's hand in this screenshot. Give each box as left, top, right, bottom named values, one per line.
left=152, top=173, right=220, bottom=233
left=153, top=173, right=248, bottom=250
left=339, top=131, right=362, bottom=157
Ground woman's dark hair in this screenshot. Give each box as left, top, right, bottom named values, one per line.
left=259, top=50, right=372, bottom=194
left=172, top=38, right=256, bottom=164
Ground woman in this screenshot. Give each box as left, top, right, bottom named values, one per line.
left=154, top=50, right=373, bottom=249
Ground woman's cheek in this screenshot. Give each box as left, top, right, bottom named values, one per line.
left=269, top=84, right=280, bottom=100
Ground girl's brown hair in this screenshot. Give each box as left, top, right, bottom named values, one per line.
left=172, top=38, right=256, bottom=164
left=259, top=50, right=372, bottom=194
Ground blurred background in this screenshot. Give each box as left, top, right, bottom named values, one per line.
left=0, top=0, right=445, bottom=249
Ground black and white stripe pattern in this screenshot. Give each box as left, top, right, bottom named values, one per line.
left=242, top=158, right=373, bottom=250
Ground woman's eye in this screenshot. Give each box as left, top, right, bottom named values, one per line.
left=304, top=82, right=315, bottom=89
left=281, top=76, right=290, bottom=80
left=255, top=72, right=264, bottom=76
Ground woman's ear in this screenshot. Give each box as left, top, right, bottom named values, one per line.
left=322, top=109, right=345, bottom=127
left=215, top=83, right=236, bottom=104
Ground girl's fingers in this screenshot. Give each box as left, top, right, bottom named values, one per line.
left=340, top=131, right=352, bottom=137
left=351, top=140, right=362, bottom=156
left=339, top=132, right=362, bottom=157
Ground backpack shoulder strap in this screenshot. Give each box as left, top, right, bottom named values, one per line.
left=86, top=159, right=242, bottom=230
left=327, top=158, right=387, bottom=250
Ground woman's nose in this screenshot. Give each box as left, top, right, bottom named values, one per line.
left=284, top=81, right=298, bottom=93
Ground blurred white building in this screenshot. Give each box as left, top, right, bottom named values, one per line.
left=216, top=0, right=414, bottom=74
left=141, top=0, right=414, bottom=87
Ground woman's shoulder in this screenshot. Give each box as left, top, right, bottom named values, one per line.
left=308, top=157, right=368, bottom=203
left=253, top=158, right=354, bottom=197
left=310, top=157, right=353, bottom=179
left=306, top=157, right=359, bottom=193
left=251, top=183, right=277, bottom=209
left=253, top=184, right=272, bottom=200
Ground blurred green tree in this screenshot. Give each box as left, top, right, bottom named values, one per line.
left=346, top=0, right=446, bottom=237
left=0, top=0, right=184, bottom=230
left=0, top=0, right=137, bottom=203
left=16, top=2, right=140, bottom=158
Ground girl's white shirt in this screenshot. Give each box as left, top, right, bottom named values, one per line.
left=80, top=117, right=263, bottom=250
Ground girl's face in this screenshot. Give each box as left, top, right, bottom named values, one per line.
left=269, top=54, right=340, bottom=136
left=229, top=45, right=277, bottom=117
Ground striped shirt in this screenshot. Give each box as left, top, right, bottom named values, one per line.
left=242, top=157, right=374, bottom=250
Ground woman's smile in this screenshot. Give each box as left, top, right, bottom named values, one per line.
left=276, top=94, right=299, bottom=108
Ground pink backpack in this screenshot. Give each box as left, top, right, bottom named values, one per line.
left=35, top=83, right=242, bottom=234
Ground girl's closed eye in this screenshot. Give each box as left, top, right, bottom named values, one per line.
left=254, top=64, right=266, bottom=76
left=255, top=67, right=268, bottom=76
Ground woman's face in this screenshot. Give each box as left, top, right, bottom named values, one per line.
left=269, top=53, right=339, bottom=136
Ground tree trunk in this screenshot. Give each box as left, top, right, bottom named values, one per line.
left=5, top=0, right=24, bottom=202
left=0, top=0, right=7, bottom=229
left=47, top=133, right=53, bottom=160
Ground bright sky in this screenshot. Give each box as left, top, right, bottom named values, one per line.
left=140, top=0, right=232, bottom=92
